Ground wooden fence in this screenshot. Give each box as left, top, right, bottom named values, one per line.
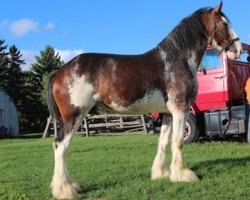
left=78, top=114, right=148, bottom=136
left=43, top=114, right=152, bottom=138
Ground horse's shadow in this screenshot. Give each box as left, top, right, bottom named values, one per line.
left=77, top=181, right=119, bottom=198
left=76, top=156, right=250, bottom=196
left=192, top=156, right=250, bottom=179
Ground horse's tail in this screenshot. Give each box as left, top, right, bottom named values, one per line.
left=47, top=74, right=63, bottom=128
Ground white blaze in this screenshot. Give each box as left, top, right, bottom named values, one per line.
left=213, top=17, right=241, bottom=59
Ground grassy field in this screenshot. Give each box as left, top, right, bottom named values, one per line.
left=0, top=134, right=250, bottom=200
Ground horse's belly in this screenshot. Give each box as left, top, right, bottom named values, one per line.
left=109, top=90, right=168, bottom=114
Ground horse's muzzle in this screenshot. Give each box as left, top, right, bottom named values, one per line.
left=226, top=50, right=241, bottom=60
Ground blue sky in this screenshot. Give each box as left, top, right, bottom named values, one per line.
left=1, top=0, right=249, bottom=70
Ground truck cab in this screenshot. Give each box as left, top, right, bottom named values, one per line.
left=196, top=44, right=250, bottom=112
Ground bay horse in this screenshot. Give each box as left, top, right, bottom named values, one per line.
left=48, top=2, right=241, bottom=199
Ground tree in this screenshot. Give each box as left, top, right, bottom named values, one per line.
left=31, top=45, right=63, bottom=93
left=7, top=45, right=25, bottom=105
left=29, top=45, right=63, bottom=131
left=41, top=73, right=50, bottom=106
left=18, top=70, right=44, bottom=132
left=0, top=40, right=9, bottom=90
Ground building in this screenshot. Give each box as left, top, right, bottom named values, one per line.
left=0, top=90, right=19, bottom=137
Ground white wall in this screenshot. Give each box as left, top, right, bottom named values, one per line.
left=0, top=91, right=19, bottom=137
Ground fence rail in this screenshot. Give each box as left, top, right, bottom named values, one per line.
left=79, top=114, right=148, bottom=136
left=43, top=114, right=151, bottom=138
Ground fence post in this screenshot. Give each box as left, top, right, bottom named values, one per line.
left=42, top=115, right=52, bottom=138
left=120, top=116, right=123, bottom=129
left=84, top=117, right=89, bottom=137
left=141, top=115, right=147, bottom=134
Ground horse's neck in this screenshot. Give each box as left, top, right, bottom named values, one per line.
left=158, top=38, right=208, bottom=70
left=186, top=41, right=208, bottom=69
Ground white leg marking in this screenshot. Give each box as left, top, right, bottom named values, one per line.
left=151, top=115, right=172, bottom=179
left=170, top=110, right=199, bottom=182
left=51, top=134, right=81, bottom=199
left=50, top=115, right=86, bottom=200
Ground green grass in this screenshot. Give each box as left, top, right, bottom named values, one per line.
left=0, top=134, right=250, bottom=200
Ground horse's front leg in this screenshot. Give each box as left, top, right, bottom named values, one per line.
left=170, top=110, right=199, bottom=182
left=151, top=114, right=172, bottom=179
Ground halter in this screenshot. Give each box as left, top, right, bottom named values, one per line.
left=218, top=37, right=240, bottom=53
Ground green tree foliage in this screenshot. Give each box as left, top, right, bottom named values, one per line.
left=28, top=45, right=63, bottom=131
left=19, top=70, right=46, bottom=132
left=7, top=45, right=25, bottom=105
left=0, top=40, right=67, bottom=133
left=41, top=73, right=50, bottom=106
left=31, top=45, right=63, bottom=93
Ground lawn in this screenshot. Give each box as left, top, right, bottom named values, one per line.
left=0, top=134, right=250, bottom=200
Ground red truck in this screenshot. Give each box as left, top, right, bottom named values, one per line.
left=153, top=43, right=250, bottom=143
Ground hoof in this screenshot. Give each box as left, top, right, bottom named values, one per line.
left=51, top=179, right=81, bottom=199
left=170, top=168, right=199, bottom=182
left=151, top=168, right=170, bottom=180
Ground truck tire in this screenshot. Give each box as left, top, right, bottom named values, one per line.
left=184, top=114, right=198, bottom=143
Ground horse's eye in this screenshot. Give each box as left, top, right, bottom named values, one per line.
left=223, top=22, right=228, bottom=27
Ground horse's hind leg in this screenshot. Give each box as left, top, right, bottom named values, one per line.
left=151, top=114, right=172, bottom=179
left=50, top=118, right=82, bottom=199
left=50, top=108, right=91, bottom=199
left=170, top=110, right=199, bottom=182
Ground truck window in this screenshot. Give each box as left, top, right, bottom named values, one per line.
left=239, top=50, right=250, bottom=63
left=199, top=49, right=221, bottom=70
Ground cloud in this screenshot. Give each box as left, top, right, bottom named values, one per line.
left=21, top=49, right=84, bottom=70
left=21, top=50, right=38, bottom=70
left=45, top=22, right=55, bottom=30
left=10, top=19, right=38, bottom=37
left=9, top=18, right=55, bottom=37
left=55, top=49, right=84, bottom=63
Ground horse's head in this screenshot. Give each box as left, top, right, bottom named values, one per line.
left=202, top=2, right=242, bottom=59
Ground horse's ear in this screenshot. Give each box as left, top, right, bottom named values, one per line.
left=212, top=1, right=223, bottom=15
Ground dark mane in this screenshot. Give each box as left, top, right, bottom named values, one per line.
left=158, top=7, right=229, bottom=53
